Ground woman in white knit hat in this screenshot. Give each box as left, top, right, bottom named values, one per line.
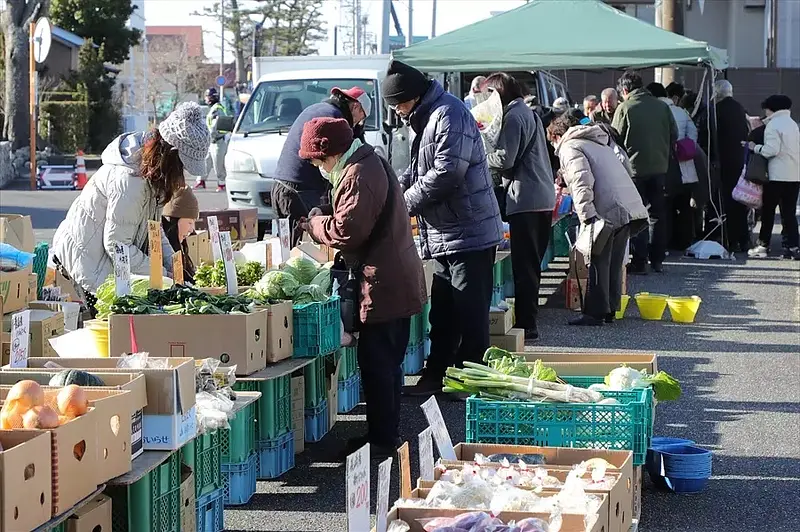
left=52, top=102, right=211, bottom=293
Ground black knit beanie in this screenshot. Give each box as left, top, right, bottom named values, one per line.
left=381, top=59, right=430, bottom=106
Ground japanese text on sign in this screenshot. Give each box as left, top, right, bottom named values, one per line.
left=346, top=443, right=370, bottom=532
left=219, top=231, right=238, bottom=295
left=207, top=215, right=223, bottom=262
left=419, top=427, right=434, bottom=481
left=172, top=251, right=184, bottom=285
left=421, top=396, right=457, bottom=460
left=278, top=218, right=291, bottom=262
left=147, top=220, right=163, bottom=289
left=113, top=242, right=132, bottom=296
left=10, top=310, right=31, bottom=368
left=376, top=457, right=393, bottom=532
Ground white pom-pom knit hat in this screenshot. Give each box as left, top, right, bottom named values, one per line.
left=157, top=102, right=211, bottom=177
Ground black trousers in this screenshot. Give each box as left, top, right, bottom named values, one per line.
left=423, top=248, right=495, bottom=382
left=667, top=185, right=695, bottom=250
left=584, top=225, right=631, bottom=318
left=720, top=177, right=751, bottom=251
left=270, top=180, right=328, bottom=247
left=508, top=211, right=552, bottom=329
left=632, top=174, right=667, bottom=267
left=357, top=317, right=411, bottom=446
left=758, top=181, right=800, bottom=249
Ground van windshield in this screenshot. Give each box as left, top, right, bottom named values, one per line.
left=236, top=78, right=378, bottom=134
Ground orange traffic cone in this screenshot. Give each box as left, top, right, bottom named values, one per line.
left=75, top=150, right=88, bottom=189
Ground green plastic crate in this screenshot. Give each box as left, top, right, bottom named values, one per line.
left=304, top=356, right=327, bottom=408
left=293, top=296, right=341, bottom=357
left=33, top=242, right=49, bottom=299
left=465, top=387, right=650, bottom=465
left=552, top=215, right=575, bottom=257
left=181, top=431, right=222, bottom=498
left=107, top=448, right=181, bottom=532
left=220, top=400, right=257, bottom=464
left=48, top=523, right=65, bottom=532
left=337, top=346, right=359, bottom=382
left=407, top=313, right=423, bottom=346
left=493, top=260, right=504, bottom=287
left=421, top=301, right=431, bottom=336
left=250, top=375, right=292, bottom=441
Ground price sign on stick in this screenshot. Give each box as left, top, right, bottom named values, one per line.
left=219, top=232, right=238, bottom=295
left=419, top=427, right=435, bottom=481
left=172, top=251, right=184, bottom=285
left=147, top=220, right=163, bottom=289
left=40, top=286, right=62, bottom=302
left=206, top=215, right=223, bottom=263
left=113, top=242, right=132, bottom=296
left=61, top=302, right=80, bottom=331
left=265, top=242, right=273, bottom=270
left=345, top=443, right=370, bottom=532
left=376, top=457, right=393, bottom=532
left=278, top=218, right=291, bottom=262
left=421, top=396, right=457, bottom=460
left=10, top=310, right=31, bottom=368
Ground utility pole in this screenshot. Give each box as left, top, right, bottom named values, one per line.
left=406, top=0, right=413, bottom=47
left=355, top=0, right=362, bottom=55
left=656, top=0, right=683, bottom=85
left=220, top=0, right=225, bottom=76
left=379, top=0, right=391, bottom=54
left=431, top=0, right=437, bottom=39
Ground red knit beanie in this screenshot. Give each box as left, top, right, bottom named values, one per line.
left=298, top=117, right=354, bottom=160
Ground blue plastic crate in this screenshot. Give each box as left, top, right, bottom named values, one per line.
left=304, top=400, right=330, bottom=443
left=221, top=452, right=257, bottom=506
left=423, top=337, right=431, bottom=360
left=337, top=373, right=361, bottom=414
left=256, top=431, right=295, bottom=479
left=195, top=486, right=224, bottom=532
left=491, top=284, right=504, bottom=307
left=402, top=342, right=424, bottom=376
left=293, top=296, right=342, bottom=357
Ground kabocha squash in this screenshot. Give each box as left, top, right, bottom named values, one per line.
left=49, top=369, right=106, bottom=387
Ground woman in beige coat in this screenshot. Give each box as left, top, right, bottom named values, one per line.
left=548, top=114, right=648, bottom=326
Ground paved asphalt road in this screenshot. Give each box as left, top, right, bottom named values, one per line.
left=2, top=183, right=798, bottom=532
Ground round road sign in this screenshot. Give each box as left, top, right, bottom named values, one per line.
left=33, top=17, right=52, bottom=64
left=216, top=75, right=227, bottom=86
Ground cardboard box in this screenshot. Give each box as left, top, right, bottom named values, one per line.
left=109, top=311, right=268, bottom=376
left=66, top=494, right=112, bottom=532
left=489, top=328, right=524, bottom=352
left=265, top=302, right=293, bottom=363
left=2, top=309, right=65, bottom=358
left=179, top=465, right=196, bottom=532
left=566, top=277, right=588, bottom=311
left=519, top=352, right=658, bottom=376
left=291, top=376, right=304, bottom=455
left=0, top=431, right=52, bottom=532
left=0, top=371, right=148, bottom=460
left=0, top=214, right=35, bottom=254
left=186, top=231, right=212, bottom=267
left=13, top=357, right=196, bottom=451
left=327, top=357, right=341, bottom=431
left=0, top=269, right=31, bottom=314
left=632, top=465, right=642, bottom=521
left=196, top=208, right=258, bottom=242
left=489, top=308, right=513, bottom=335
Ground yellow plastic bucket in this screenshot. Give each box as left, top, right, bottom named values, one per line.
left=85, top=319, right=110, bottom=357
left=667, top=296, right=702, bottom=323
left=634, top=292, right=669, bottom=321
left=615, top=295, right=631, bottom=320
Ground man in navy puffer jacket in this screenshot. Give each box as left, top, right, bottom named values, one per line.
left=382, top=59, right=503, bottom=396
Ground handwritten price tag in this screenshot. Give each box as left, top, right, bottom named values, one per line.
left=265, top=242, right=273, bottom=270
left=421, top=396, right=457, bottom=460
left=172, top=251, right=185, bottom=285
left=278, top=218, right=291, bottom=262
left=346, top=443, right=370, bottom=532
left=61, top=302, right=80, bottom=331
left=147, top=220, right=163, bottom=289
left=219, top=232, right=238, bottom=296
left=10, top=310, right=31, bottom=368
left=113, top=242, right=132, bottom=296
left=40, top=286, right=62, bottom=302
left=206, top=216, right=223, bottom=263
left=419, top=427, right=434, bottom=481
left=376, top=457, right=393, bottom=532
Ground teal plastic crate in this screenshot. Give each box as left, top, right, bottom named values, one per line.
left=552, top=214, right=575, bottom=257
left=293, top=296, right=341, bottom=357
left=540, top=242, right=555, bottom=272
left=33, top=241, right=48, bottom=298
left=465, top=388, right=650, bottom=465
left=181, top=431, right=222, bottom=499
left=421, top=301, right=431, bottom=336
left=408, top=312, right=423, bottom=346
left=337, top=346, right=359, bottom=381
left=195, top=485, right=224, bottom=532
left=493, top=260, right=504, bottom=287
left=304, top=356, right=327, bottom=408
left=220, top=400, right=256, bottom=464
left=48, top=523, right=65, bottom=532
left=256, top=431, right=295, bottom=479
left=252, top=375, right=292, bottom=441
left=402, top=342, right=424, bottom=376
left=337, top=372, right=361, bottom=414
left=108, top=448, right=181, bottom=532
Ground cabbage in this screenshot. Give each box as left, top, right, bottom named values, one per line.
left=309, top=268, right=332, bottom=295
left=282, top=257, right=319, bottom=285
left=253, top=270, right=299, bottom=300
left=293, top=284, right=327, bottom=305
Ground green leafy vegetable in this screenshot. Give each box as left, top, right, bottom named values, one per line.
left=282, top=257, right=319, bottom=285
left=94, top=275, right=160, bottom=319
left=310, top=268, right=332, bottom=295
left=640, top=371, right=682, bottom=401
left=236, top=261, right=265, bottom=286
left=194, top=261, right=226, bottom=287
left=253, top=270, right=299, bottom=300
left=530, top=359, right=558, bottom=382
left=293, top=284, right=328, bottom=304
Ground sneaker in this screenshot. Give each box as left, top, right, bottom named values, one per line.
left=193, top=180, right=206, bottom=190
left=568, top=314, right=604, bottom=326
left=216, top=184, right=226, bottom=192
left=401, top=374, right=442, bottom=397
left=783, top=247, right=800, bottom=260
left=627, top=263, right=648, bottom=275
left=651, top=262, right=664, bottom=273
left=747, top=245, right=769, bottom=258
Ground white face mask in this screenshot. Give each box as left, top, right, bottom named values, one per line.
left=319, top=168, right=330, bottom=180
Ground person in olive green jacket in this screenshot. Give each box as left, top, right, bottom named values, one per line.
left=612, top=71, right=678, bottom=274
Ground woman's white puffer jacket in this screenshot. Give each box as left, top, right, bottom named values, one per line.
left=51, top=132, right=174, bottom=293
left=756, top=109, right=800, bottom=183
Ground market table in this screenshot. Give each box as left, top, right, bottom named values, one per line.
left=236, top=357, right=315, bottom=381
left=32, top=485, right=106, bottom=532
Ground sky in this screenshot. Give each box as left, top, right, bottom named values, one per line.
left=141, top=0, right=529, bottom=62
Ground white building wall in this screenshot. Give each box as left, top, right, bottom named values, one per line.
left=777, top=0, right=800, bottom=68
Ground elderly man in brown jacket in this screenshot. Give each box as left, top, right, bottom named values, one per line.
left=298, top=117, right=426, bottom=459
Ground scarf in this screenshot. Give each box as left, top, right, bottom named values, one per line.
left=328, top=138, right=363, bottom=191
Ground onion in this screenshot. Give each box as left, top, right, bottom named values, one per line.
left=22, top=405, right=60, bottom=429
left=5, top=380, right=45, bottom=411
left=57, top=385, right=89, bottom=418
left=0, top=410, right=23, bottom=429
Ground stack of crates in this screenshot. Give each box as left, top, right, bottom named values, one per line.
left=250, top=376, right=295, bottom=479
left=181, top=431, right=224, bottom=532
left=222, top=382, right=260, bottom=505
left=292, top=296, right=342, bottom=357
left=502, top=254, right=514, bottom=298
left=421, top=301, right=431, bottom=360
left=337, top=346, right=361, bottom=413
left=107, top=448, right=182, bottom=532
left=304, top=357, right=330, bottom=442
left=401, top=312, right=424, bottom=375
left=492, top=260, right=505, bottom=306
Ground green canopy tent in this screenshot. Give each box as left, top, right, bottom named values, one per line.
left=392, top=0, right=727, bottom=71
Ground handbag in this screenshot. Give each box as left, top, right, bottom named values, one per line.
left=674, top=138, right=697, bottom=162
left=574, top=217, right=613, bottom=262
left=331, top=156, right=396, bottom=332
left=743, top=146, right=769, bottom=184
left=731, top=173, right=763, bottom=208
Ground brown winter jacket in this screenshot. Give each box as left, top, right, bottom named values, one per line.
left=307, top=144, right=427, bottom=324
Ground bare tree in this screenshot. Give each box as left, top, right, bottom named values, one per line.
left=2, top=0, right=49, bottom=148
left=142, top=35, right=206, bottom=122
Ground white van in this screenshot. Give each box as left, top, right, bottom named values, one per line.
left=224, top=55, right=408, bottom=230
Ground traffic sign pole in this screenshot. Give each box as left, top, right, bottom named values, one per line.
left=29, top=21, right=36, bottom=191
